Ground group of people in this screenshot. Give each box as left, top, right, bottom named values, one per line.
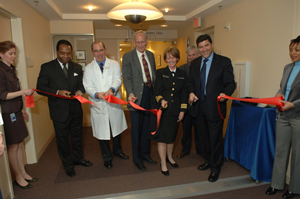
left=0, top=31, right=299, bottom=198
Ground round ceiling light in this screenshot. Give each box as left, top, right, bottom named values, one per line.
left=107, top=0, right=163, bottom=24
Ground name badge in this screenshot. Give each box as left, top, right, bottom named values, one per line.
left=10, top=113, right=16, bottom=122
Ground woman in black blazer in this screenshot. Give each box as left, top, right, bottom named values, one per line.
left=150, top=47, right=188, bottom=176
left=0, top=41, right=37, bottom=189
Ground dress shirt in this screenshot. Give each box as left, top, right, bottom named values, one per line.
left=136, top=49, right=153, bottom=83
left=200, top=52, right=214, bottom=95
left=57, top=59, right=68, bottom=70
left=285, top=60, right=300, bottom=101
left=94, top=58, right=115, bottom=99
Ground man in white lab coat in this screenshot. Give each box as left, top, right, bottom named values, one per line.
left=83, top=41, right=128, bottom=169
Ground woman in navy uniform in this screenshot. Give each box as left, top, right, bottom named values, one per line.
left=150, top=47, right=188, bottom=176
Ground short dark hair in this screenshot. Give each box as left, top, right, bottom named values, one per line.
left=164, top=47, right=180, bottom=62
left=91, top=41, right=106, bottom=51
left=56, top=39, right=73, bottom=52
left=196, top=34, right=213, bottom=46
left=0, top=41, right=16, bottom=54
left=290, top=35, right=300, bottom=47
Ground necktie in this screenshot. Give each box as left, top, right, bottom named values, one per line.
left=63, top=63, right=68, bottom=77
left=171, top=71, right=175, bottom=77
left=100, top=63, right=104, bottom=73
left=200, top=58, right=208, bottom=102
left=142, top=54, right=152, bottom=88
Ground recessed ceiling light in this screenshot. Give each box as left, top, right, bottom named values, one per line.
left=164, top=8, right=169, bottom=13
left=115, top=24, right=122, bottom=27
left=87, top=6, right=94, bottom=11
left=161, top=25, right=168, bottom=28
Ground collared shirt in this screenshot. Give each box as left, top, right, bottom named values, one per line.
left=57, top=59, right=68, bottom=70
left=285, top=60, right=300, bottom=100
left=200, top=52, right=214, bottom=95
left=93, top=58, right=115, bottom=98
left=169, top=67, right=177, bottom=76
left=96, top=58, right=106, bottom=69
left=136, top=49, right=153, bottom=83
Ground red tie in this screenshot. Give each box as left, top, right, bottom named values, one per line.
left=142, top=54, right=152, bottom=88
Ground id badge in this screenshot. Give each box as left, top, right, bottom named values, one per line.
left=10, top=113, right=16, bottom=122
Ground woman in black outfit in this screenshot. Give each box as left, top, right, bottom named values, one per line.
left=150, top=47, right=188, bottom=176
left=0, top=41, right=37, bottom=189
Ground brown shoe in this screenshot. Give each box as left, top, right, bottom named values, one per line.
left=177, top=152, right=187, bottom=159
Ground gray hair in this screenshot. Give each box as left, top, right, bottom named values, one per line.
left=134, top=30, right=148, bottom=40
left=186, top=46, right=198, bottom=54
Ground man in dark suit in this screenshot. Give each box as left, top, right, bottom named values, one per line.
left=187, top=34, right=235, bottom=182
left=177, top=46, right=202, bottom=159
left=37, top=40, right=92, bottom=177
left=122, top=30, right=157, bottom=171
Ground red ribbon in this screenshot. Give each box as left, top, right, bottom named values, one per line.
left=105, top=95, right=162, bottom=135
left=217, top=95, right=284, bottom=120
left=25, top=90, right=162, bottom=135
left=25, top=89, right=98, bottom=108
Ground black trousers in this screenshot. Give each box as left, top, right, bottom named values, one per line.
left=52, top=102, right=83, bottom=170
left=130, top=85, right=153, bottom=164
left=180, top=111, right=202, bottom=154
left=99, top=134, right=123, bottom=161
left=195, top=101, right=224, bottom=173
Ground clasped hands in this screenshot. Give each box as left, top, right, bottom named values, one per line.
left=96, top=89, right=114, bottom=100
left=58, top=90, right=83, bottom=98
left=275, top=93, right=294, bottom=111
left=189, top=93, right=226, bottom=104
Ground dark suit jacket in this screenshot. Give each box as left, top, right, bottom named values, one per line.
left=36, top=59, right=85, bottom=122
left=122, top=49, right=156, bottom=106
left=179, top=63, right=190, bottom=75
left=153, top=66, right=188, bottom=116
left=0, top=61, right=23, bottom=114
left=187, top=53, right=236, bottom=120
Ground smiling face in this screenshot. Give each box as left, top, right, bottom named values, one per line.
left=0, top=48, right=16, bottom=66
left=134, top=32, right=148, bottom=53
left=92, top=42, right=106, bottom=63
left=289, top=42, right=300, bottom=62
left=198, top=39, right=213, bottom=59
left=187, top=48, right=199, bottom=63
left=165, top=53, right=179, bottom=70
left=56, top=44, right=72, bottom=64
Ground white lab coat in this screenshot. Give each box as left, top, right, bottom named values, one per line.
left=83, top=58, right=127, bottom=140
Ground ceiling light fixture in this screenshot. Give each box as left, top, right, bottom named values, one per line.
left=107, top=0, right=163, bottom=24
left=115, top=24, right=122, bottom=27
left=161, top=25, right=168, bottom=28
left=164, top=8, right=169, bottom=13
left=87, top=6, right=94, bottom=11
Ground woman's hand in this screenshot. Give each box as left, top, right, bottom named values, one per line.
left=23, top=89, right=34, bottom=96
left=177, top=111, right=185, bottom=122
left=22, top=109, right=28, bottom=120
left=161, top=100, right=168, bottom=109
left=275, top=93, right=285, bottom=99
left=280, top=100, right=294, bottom=111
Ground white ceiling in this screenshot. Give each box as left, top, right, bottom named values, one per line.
left=23, top=0, right=242, bottom=30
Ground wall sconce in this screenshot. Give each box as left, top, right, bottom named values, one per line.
left=224, top=23, right=230, bottom=31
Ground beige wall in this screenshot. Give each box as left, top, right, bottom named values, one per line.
left=50, top=20, right=94, bottom=35
left=0, top=1, right=53, bottom=198
left=180, top=0, right=297, bottom=98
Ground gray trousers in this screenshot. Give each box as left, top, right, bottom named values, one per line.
left=271, top=114, right=300, bottom=194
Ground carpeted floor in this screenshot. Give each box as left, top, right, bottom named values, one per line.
left=12, top=111, right=293, bottom=199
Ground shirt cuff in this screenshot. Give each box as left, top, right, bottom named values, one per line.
left=94, top=92, right=99, bottom=99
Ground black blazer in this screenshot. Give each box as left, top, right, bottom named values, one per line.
left=153, top=66, right=188, bottom=116
left=187, top=53, right=236, bottom=120
left=36, top=59, right=85, bottom=122
left=0, top=61, right=23, bottom=114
